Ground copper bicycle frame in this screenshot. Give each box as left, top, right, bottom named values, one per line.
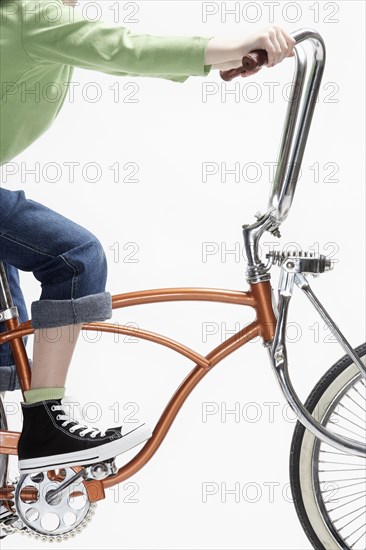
left=0, top=281, right=276, bottom=503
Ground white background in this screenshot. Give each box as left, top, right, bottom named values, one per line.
left=1, top=1, right=365, bottom=549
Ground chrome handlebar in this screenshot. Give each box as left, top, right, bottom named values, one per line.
left=242, top=29, right=327, bottom=282
left=268, top=29, right=326, bottom=224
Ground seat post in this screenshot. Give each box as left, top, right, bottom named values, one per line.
left=0, top=261, right=18, bottom=322
left=0, top=261, right=14, bottom=308
left=0, top=261, right=31, bottom=393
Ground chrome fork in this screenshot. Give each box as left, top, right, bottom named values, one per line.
left=268, top=256, right=366, bottom=458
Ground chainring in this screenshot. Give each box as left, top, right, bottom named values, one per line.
left=7, top=467, right=97, bottom=541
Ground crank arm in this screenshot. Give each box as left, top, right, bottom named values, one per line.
left=46, top=468, right=87, bottom=504
left=46, top=458, right=118, bottom=504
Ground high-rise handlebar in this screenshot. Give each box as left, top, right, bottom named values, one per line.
left=220, top=29, right=326, bottom=226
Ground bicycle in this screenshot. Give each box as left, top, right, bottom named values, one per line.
left=0, top=28, right=365, bottom=548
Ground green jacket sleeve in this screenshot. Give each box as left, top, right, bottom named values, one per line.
left=21, top=0, right=213, bottom=82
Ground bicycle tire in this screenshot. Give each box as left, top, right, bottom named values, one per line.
left=289, top=342, right=366, bottom=550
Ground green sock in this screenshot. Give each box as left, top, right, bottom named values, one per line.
left=24, top=387, right=66, bottom=404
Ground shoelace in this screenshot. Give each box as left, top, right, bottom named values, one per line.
left=51, top=396, right=107, bottom=438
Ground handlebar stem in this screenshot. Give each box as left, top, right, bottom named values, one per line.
left=242, top=209, right=278, bottom=283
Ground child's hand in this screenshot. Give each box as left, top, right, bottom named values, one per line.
left=239, top=25, right=296, bottom=68
left=206, top=26, right=296, bottom=71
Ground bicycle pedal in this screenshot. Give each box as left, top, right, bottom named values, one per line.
left=83, top=457, right=118, bottom=480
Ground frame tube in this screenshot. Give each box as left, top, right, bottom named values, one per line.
left=0, top=283, right=274, bottom=498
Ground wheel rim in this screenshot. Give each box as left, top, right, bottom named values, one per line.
left=311, top=373, right=366, bottom=549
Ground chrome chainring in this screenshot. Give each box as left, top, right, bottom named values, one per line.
left=2, top=467, right=97, bottom=542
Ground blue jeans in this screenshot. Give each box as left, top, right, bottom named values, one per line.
left=0, top=187, right=112, bottom=391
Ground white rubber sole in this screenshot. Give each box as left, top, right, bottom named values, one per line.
left=18, top=423, right=152, bottom=474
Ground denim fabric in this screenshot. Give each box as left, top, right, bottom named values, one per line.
left=0, top=260, right=32, bottom=391
left=0, top=359, right=33, bottom=392
left=0, top=186, right=113, bottom=390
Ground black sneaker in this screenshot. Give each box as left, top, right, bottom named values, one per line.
left=17, top=398, right=152, bottom=474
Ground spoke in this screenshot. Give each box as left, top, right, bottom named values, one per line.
left=319, top=460, right=365, bottom=467
left=320, top=449, right=360, bottom=457
left=333, top=504, right=366, bottom=523
left=345, top=393, right=366, bottom=413
left=339, top=401, right=366, bottom=424
left=319, top=468, right=366, bottom=473
left=337, top=510, right=366, bottom=530
left=344, top=522, right=366, bottom=542
left=351, top=528, right=366, bottom=547
left=331, top=411, right=366, bottom=432
left=326, top=493, right=366, bottom=513
left=321, top=481, right=366, bottom=493
left=353, top=385, right=366, bottom=402
left=326, top=489, right=365, bottom=503
left=328, top=420, right=365, bottom=440
left=320, top=476, right=366, bottom=484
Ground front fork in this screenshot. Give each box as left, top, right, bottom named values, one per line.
left=268, top=257, right=366, bottom=457
left=242, top=210, right=365, bottom=457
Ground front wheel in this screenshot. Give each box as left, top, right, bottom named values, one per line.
left=290, top=343, right=366, bottom=550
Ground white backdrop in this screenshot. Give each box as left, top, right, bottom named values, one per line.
left=1, top=1, right=365, bottom=549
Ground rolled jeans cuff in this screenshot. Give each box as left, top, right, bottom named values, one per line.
left=30, top=291, right=113, bottom=329
left=0, top=358, right=32, bottom=392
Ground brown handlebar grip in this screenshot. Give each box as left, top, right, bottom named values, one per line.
left=220, top=49, right=268, bottom=81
